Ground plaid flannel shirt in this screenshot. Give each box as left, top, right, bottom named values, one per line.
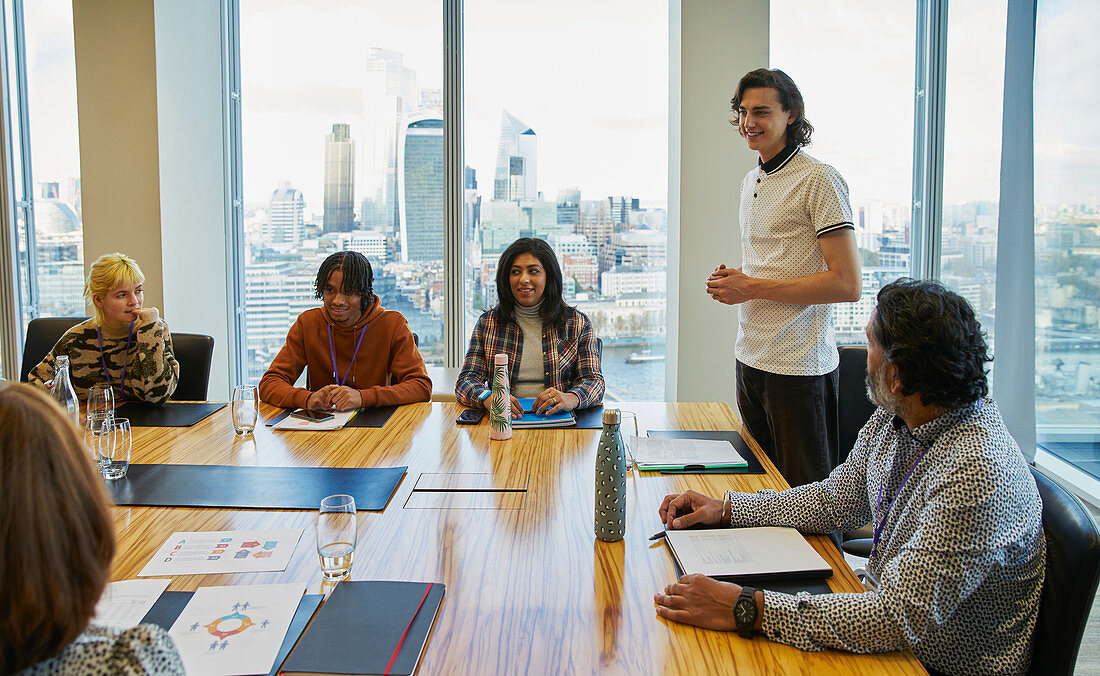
left=456, top=307, right=604, bottom=409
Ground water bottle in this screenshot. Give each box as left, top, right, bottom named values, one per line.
left=488, top=353, right=512, bottom=441
left=595, top=408, right=627, bottom=542
left=52, top=355, right=80, bottom=430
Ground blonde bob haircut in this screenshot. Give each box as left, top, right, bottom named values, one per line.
left=84, top=252, right=144, bottom=326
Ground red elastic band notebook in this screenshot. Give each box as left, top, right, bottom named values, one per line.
left=279, top=580, right=445, bottom=676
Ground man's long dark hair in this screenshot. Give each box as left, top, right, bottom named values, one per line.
left=729, top=68, right=813, bottom=147
left=871, top=278, right=992, bottom=410
left=314, top=250, right=374, bottom=312
left=493, top=237, right=567, bottom=327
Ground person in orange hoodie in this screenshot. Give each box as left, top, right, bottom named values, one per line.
left=258, top=251, right=431, bottom=411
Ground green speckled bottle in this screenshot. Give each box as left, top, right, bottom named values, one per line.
left=595, top=408, right=627, bottom=541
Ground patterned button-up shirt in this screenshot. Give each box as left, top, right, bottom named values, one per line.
left=455, top=307, right=604, bottom=409
left=725, top=398, right=1045, bottom=675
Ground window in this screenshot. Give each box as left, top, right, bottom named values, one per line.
left=938, top=0, right=1006, bottom=339
left=4, top=0, right=85, bottom=331
left=463, top=0, right=668, bottom=400
left=1034, top=0, right=1100, bottom=481
left=770, top=1, right=917, bottom=344
left=237, top=1, right=444, bottom=383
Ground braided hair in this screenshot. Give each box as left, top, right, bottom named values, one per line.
left=314, top=250, right=374, bottom=312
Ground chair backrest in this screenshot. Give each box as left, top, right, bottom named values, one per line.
left=20, top=316, right=88, bottom=382
left=837, top=345, right=876, bottom=464
left=171, top=332, right=214, bottom=401
left=1028, top=466, right=1100, bottom=676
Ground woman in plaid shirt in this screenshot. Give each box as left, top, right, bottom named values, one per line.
left=456, top=238, right=604, bottom=417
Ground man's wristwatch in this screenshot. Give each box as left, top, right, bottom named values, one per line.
left=733, top=586, right=758, bottom=638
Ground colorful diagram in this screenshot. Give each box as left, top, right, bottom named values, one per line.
left=203, top=611, right=256, bottom=639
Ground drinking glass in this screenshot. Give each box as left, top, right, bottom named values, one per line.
left=99, top=418, right=132, bottom=480
left=87, top=384, right=115, bottom=466
left=231, top=385, right=258, bottom=434
left=317, top=494, right=356, bottom=581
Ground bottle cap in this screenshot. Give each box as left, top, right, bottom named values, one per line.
left=494, top=353, right=509, bottom=366
left=603, top=408, right=620, bottom=425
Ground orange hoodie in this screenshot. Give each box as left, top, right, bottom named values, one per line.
left=258, top=295, right=431, bottom=409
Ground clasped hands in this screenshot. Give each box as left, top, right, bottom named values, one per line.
left=706, top=264, right=757, bottom=305
left=483, top=387, right=580, bottom=418
left=305, top=384, right=362, bottom=412
left=652, top=490, right=752, bottom=633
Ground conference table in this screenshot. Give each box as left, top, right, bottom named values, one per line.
left=110, top=401, right=927, bottom=675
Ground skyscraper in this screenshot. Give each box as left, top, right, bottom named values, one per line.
left=398, top=113, right=444, bottom=262
left=362, top=49, right=418, bottom=234
left=267, top=182, right=306, bottom=245
left=493, top=111, right=537, bottom=202
left=323, top=123, right=355, bottom=233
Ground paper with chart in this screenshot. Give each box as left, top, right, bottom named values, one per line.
left=138, top=529, right=303, bottom=577
left=628, top=436, right=747, bottom=468
left=94, top=578, right=172, bottom=628
left=273, top=409, right=357, bottom=431
left=665, top=526, right=831, bottom=579
left=168, top=582, right=304, bottom=676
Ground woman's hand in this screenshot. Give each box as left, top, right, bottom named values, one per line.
left=482, top=392, right=524, bottom=418
left=534, top=388, right=579, bottom=414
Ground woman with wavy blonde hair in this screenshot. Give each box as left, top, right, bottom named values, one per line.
left=0, top=383, right=184, bottom=674
left=29, top=252, right=179, bottom=404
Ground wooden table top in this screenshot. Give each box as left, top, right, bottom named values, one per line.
left=110, top=401, right=926, bottom=675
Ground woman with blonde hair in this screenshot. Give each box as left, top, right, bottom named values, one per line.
left=0, top=383, right=184, bottom=674
left=30, top=252, right=179, bottom=404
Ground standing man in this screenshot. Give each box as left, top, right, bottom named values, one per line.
left=707, top=68, right=861, bottom=487
left=259, top=250, right=431, bottom=411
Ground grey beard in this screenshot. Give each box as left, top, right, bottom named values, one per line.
left=865, top=365, right=901, bottom=416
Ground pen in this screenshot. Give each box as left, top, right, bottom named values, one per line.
left=649, top=530, right=667, bottom=540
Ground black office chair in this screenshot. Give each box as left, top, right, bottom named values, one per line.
left=836, top=345, right=877, bottom=557
left=171, top=333, right=214, bottom=401
left=20, top=316, right=88, bottom=382
left=1028, top=466, right=1100, bottom=676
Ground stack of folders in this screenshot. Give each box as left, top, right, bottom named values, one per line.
left=280, top=580, right=445, bottom=676
left=628, top=436, right=748, bottom=471
left=664, top=527, right=832, bottom=583
left=510, top=398, right=576, bottom=429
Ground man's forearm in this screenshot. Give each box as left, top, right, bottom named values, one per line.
left=748, top=269, right=860, bottom=305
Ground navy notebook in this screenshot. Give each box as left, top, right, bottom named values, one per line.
left=106, top=464, right=406, bottom=511
left=280, top=580, right=445, bottom=676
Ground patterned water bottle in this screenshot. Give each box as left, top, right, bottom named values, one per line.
left=488, top=353, right=512, bottom=441
left=51, top=354, right=80, bottom=430
left=595, top=408, right=627, bottom=541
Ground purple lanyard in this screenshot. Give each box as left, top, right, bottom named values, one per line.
left=869, top=401, right=982, bottom=564
left=97, top=321, right=135, bottom=401
left=869, top=443, right=931, bottom=563
left=327, top=323, right=367, bottom=387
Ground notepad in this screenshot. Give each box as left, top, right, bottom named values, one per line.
left=280, top=580, right=445, bottom=676
left=664, top=527, right=832, bottom=583
left=511, top=398, right=576, bottom=428
left=273, top=409, right=357, bottom=431
left=628, top=436, right=747, bottom=470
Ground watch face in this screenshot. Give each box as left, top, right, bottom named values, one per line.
left=734, top=598, right=756, bottom=623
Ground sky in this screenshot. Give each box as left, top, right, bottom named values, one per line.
left=16, top=0, right=1100, bottom=214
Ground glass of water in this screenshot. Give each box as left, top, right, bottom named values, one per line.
left=317, top=494, right=356, bottom=581
left=86, top=384, right=114, bottom=466
left=99, top=417, right=132, bottom=480
left=231, top=385, right=258, bottom=435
